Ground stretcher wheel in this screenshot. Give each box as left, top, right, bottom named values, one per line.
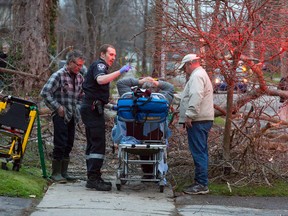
left=116, top=183, right=121, bottom=191
left=1, top=162, right=8, bottom=170
left=12, top=163, right=20, bottom=171
left=121, top=179, right=127, bottom=185
left=12, top=159, right=21, bottom=171
left=160, top=185, right=164, bottom=193
left=120, top=173, right=127, bottom=185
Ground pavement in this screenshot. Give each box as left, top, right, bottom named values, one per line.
left=0, top=196, right=37, bottom=216
left=2, top=178, right=288, bottom=216
left=175, top=195, right=288, bottom=216
left=30, top=180, right=176, bottom=216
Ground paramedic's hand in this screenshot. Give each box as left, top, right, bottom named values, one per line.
left=57, top=106, right=65, bottom=117
left=119, top=64, right=131, bottom=74
left=185, top=117, right=192, bottom=128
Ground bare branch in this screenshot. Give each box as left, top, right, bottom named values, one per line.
left=0, top=67, right=42, bottom=80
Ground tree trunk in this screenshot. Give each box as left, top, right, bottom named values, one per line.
left=152, top=0, right=163, bottom=78
left=75, top=0, right=90, bottom=63
left=142, top=0, right=148, bottom=74
left=280, top=16, right=288, bottom=78
left=223, top=86, right=234, bottom=162
left=222, top=60, right=238, bottom=173
left=86, top=0, right=101, bottom=63
left=12, top=0, right=55, bottom=94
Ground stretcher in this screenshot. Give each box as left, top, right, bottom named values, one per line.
left=114, top=92, right=169, bottom=192
left=0, top=95, right=37, bottom=171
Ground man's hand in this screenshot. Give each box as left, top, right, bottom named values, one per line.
left=138, top=76, right=154, bottom=85
left=185, top=117, right=192, bottom=128
left=119, top=64, right=132, bottom=74
left=57, top=106, right=65, bottom=117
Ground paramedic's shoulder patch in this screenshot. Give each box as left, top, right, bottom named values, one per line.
left=97, top=63, right=106, bottom=72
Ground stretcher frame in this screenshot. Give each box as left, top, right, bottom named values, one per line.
left=115, top=92, right=168, bottom=193
left=0, top=95, right=37, bottom=171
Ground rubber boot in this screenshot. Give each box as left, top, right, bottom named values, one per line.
left=61, top=158, right=78, bottom=182
left=51, top=160, right=67, bottom=183
left=86, top=174, right=112, bottom=191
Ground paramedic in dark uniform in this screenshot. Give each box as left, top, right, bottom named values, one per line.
left=80, top=44, right=131, bottom=191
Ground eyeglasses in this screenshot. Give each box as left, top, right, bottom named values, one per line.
left=72, top=60, right=84, bottom=68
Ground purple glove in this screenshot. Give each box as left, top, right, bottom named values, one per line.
left=119, top=64, right=131, bottom=74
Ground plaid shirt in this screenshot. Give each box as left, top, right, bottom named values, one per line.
left=40, top=65, right=84, bottom=124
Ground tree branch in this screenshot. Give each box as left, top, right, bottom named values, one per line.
left=0, top=67, right=43, bottom=80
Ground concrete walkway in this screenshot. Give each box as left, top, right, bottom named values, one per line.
left=29, top=180, right=288, bottom=216
left=175, top=194, right=288, bottom=216
left=30, top=180, right=176, bottom=216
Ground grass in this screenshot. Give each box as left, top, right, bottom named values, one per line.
left=1, top=162, right=287, bottom=198
left=209, top=95, right=288, bottom=196
left=209, top=181, right=288, bottom=197
left=173, top=177, right=288, bottom=197
left=0, top=164, right=49, bottom=198
left=0, top=112, right=286, bottom=199
left=214, top=116, right=225, bottom=126
left=206, top=117, right=288, bottom=196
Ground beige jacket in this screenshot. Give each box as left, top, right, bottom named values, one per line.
left=179, top=66, right=214, bottom=123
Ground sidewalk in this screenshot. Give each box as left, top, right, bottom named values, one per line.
left=0, top=196, right=35, bottom=216
left=28, top=179, right=288, bottom=216
left=176, top=194, right=288, bottom=216
left=30, top=180, right=176, bottom=216
left=2, top=179, right=288, bottom=216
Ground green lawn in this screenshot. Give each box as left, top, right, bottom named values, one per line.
left=0, top=165, right=49, bottom=198
left=1, top=164, right=287, bottom=197
left=209, top=181, right=288, bottom=196
left=174, top=178, right=288, bottom=197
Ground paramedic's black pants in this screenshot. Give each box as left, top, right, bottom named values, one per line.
left=80, top=104, right=106, bottom=176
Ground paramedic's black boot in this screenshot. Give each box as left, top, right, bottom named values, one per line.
left=98, top=177, right=112, bottom=186
left=99, top=174, right=112, bottom=187
left=51, top=160, right=67, bottom=183
left=61, top=158, right=78, bottom=182
left=94, top=170, right=112, bottom=186
left=86, top=175, right=112, bottom=191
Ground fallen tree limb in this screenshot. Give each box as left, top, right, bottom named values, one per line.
left=0, top=67, right=44, bottom=80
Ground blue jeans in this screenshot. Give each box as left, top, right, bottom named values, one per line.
left=186, top=121, right=213, bottom=186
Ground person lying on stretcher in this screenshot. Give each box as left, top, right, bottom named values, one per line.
left=112, top=76, right=174, bottom=180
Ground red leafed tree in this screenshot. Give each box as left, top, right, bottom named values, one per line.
left=162, top=0, right=288, bottom=164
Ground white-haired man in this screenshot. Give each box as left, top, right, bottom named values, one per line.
left=178, top=54, right=214, bottom=194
